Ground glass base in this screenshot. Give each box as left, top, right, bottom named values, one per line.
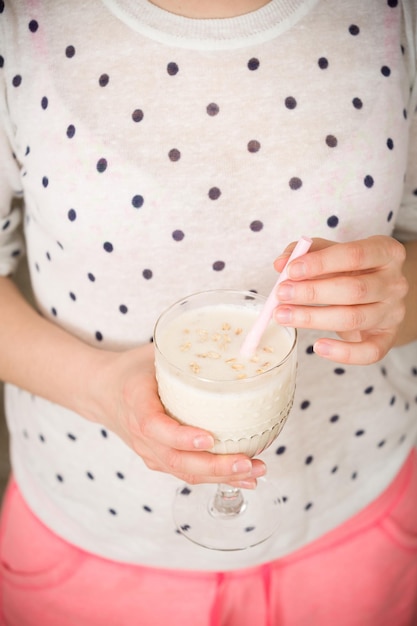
left=173, top=477, right=283, bottom=551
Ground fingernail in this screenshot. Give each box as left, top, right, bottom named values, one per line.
left=277, top=284, right=294, bottom=301
left=251, top=463, right=267, bottom=478
left=313, top=341, right=332, bottom=356
left=232, top=459, right=252, bottom=474
left=237, top=480, right=257, bottom=490
left=275, top=307, right=292, bottom=324
left=289, top=261, right=306, bottom=278
left=193, top=435, right=214, bottom=450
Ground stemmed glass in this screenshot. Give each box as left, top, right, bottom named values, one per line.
left=154, top=289, right=297, bottom=551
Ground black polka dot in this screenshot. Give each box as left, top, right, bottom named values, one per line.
left=119, top=304, right=128, bottom=314
left=66, top=124, right=76, bottom=138
left=276, top=445, right=286, bottom=455
left=69, top=292, right=76, bottom=301
left=180, top=486, right=192, bottom=495
left=42, top=176, right=49, bottom=188
left=65, top=45, right=76, bottom=58
left=168, top=148, right=181, bottom=162
left=305, top=455, right=314, bottom=465
left=172, top=230, right=184, bottom=241
left=132, top=109, right=144, bottom=123
left=306, top=345, right=314, bottom=354
left=325, top=135, right=338, bottom=148
left=364, top=386, right=374, bottom=394
left=143, top=505, right=152, bottom=513
left=96, top=158, right=108, bottom=173
left=208, top=187, right=221, bottom=200
left=143, top=269, right=153, bottom=280
left=300, top=400, right=310, bottom=410
left=386, top=137, right=394, bottom=150
left=285, top=96, right=297, bottom=109
left=330, top=414, right=339, bottom=423
left=351, top=472, right=358, bottom=480
left=101, top=429, right=108, bottom=438
left=88, top=272, right=96, bottom=282
left=387, top=0, right=398, bottom=6
left=334, top=367, right=345, bottom=375
left=167, top=62, right=179, bottom=75
left=0, top=1, right=4, bottom=12
left=0, top=56, right=4, bottom=68
left=247, top=57, right=260, bottom=71
left=355, top=429, right=365, bottom=437
left=67, top=433, right=77, bottom=441
left=387, top=210, right=393, bottom=222
left=51, top=307, right=57, bottom=316
left=250, top=220, right=263, bottom=232
left=364, top=175, right=374, bottom=188
left=41, top=96, right=49, bottom=109
left=381, top=66, right=391, bottom=77
left=25, top=146, right=30, bottom=156
left=39, top=433, right=46, bottom=442
left=206, top=103, right=219, bottom=116
left=349, top=24, right=360, bottom=36
left=12, top=75, right=22, bottom=87
left=352, top=97, right=363, bottom=109
left=213, top=260, right=225, bottom=271
left=305, top=502, right=313, bottom=511
left=116, top=471, right=125, bottom=480
left=28, top=19, right=39, bottom=32
left=331, top=466, right=338, bottom=474
left=289, top=177, right=302, bottom=190
left=318, top=57, right=329, bottom=69
left=378, top=440, right=386, bottom=448
left=327, top=215, right=339, bottom=228
left=56, top=474, right=64, bottom=482
left=109, top=508, right=117, bottom=516
left=99, top=73, right=109, bottom=87
left=244, top=526, right=256, bottom=532
left=103, top=241, right=113, bottom=253
left=95, top=331, right=103, bottom=342
left=87, top=471, right=95, bottom=480
left=247, top=140, right=261, bottom=153
left=132, top=195, right=144, bottom=208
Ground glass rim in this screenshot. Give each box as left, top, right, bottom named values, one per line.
left=153, top=289, right=298, bottom=384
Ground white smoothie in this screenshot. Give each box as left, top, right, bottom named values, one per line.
left=155, top=298, right=297, bottom=456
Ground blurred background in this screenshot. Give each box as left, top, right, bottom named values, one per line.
left=0, top=254, right=33, bottom=499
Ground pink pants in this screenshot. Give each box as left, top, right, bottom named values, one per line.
left=1, top=451, right=417, bottom=626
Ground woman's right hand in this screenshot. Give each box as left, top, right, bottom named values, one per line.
left=88, top=342, right=266, bottom=488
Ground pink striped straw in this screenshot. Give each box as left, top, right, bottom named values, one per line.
left=239, top=236, right=313, bottom=359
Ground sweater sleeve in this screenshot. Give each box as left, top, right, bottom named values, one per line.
left=0, top=10, right=25, bottom=276
left=394, top=0, right=417, bottom=242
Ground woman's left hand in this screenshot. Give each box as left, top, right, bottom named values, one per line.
left=274, top=235, right=408, bottom=365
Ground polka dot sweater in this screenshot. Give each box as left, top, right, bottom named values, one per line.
left=1, top=0, right=417, bottom=571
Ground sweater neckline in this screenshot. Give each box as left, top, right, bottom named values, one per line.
left=100, top=0, right=320, bottom=50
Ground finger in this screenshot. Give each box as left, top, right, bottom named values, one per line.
left=139, top=409, right=216, bottom=451
left=161, top=448, right=267, bottom=484
left=286, top=236, right=405, bottom=280
left=313, top=332, right=395, bottom=365
left=274, top=301, right=404, bottom=332
left=276, top=272, right=408, bottom=307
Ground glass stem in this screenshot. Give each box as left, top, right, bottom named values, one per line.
left=209, top=484, right=247, bottom=519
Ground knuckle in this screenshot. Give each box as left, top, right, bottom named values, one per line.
left=304, top=282, right=317, bottom=302
left=345, top=307, right=366, bottom=330
left=347, top=242, right=366, bottom=270
left=353, top=277, right=369, bottom=302
left=164, top=448, right=183, bottom=472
